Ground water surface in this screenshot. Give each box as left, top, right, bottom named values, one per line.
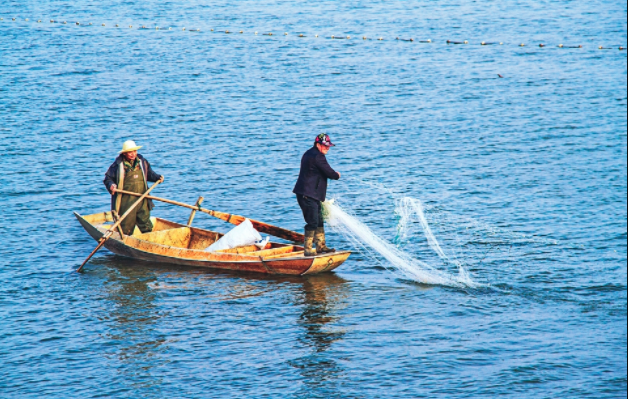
left=0, top=1, right=626, bottom=397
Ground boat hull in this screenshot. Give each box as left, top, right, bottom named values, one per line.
left=75, top=211, right=350, bottom=275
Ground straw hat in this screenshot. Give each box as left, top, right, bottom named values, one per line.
left=119, top=140, right=142, bottom=153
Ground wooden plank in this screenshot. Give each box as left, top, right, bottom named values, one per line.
left=136, top=227, right=192, bottom=249
left=123, top=235, right=261, bottom=261
left=82, top=211, right=112, bottom=225
left=264, top=251, right=305, bottom=260
left=301, top=252, right=351, bottom=274
left=153, top=218, right=186, bottom=232
left=103, top=239, right=270, bottom=274
left=187, top=228, right=222, bottom=250
left=76, top=211, right=352, bottom=275
left=263, top=256, right=313, bottom=274
left=246, top=245, right=295, bottom=257
left=214, top=244, right=261, bottom=254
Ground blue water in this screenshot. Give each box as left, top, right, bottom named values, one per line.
left=1, top=1, right=626, bottom=397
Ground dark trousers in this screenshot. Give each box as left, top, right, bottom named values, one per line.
left=297, top=194, right=324, bottom=232
left=119, top=198, right=153, bottom=235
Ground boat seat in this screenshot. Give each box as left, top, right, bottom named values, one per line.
left=135, top=227, right=193, bottom=248
left=134, top=226, right=224, bottom=250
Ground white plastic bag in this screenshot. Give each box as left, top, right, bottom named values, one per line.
left=255, top=236, right=270, bottom=250
left=206, top=219, right=262, bottom=252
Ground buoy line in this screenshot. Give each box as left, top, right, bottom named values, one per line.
left=1, top=16, right=626, bottom=52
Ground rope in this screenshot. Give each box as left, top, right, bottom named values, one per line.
left=1, top=17, right=626, bottom=51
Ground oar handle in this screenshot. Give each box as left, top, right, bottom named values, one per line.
left=77, top=180, right=162, bottom=272
left=113, top=189, right=305, bottom=242
left=107, top=180, right=162, bottom=236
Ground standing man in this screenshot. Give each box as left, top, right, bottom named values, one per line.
left=104, top=140, right=164, bottom=235
left=293, top=134, right=341, bottom=256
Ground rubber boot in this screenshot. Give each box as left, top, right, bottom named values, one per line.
left=315, top=227, right=335, bottom=253
left=304, top=229, right=317, bottom=257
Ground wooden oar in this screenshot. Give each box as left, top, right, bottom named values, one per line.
left=77, top=180, right=162, bottom=272
left=114, top=189, right=305, bottom=243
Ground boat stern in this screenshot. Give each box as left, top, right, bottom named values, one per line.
left=301, top=251, right=351, bottom=275
left=74, top=211, right=112, bottom=242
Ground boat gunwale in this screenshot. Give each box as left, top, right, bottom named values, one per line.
left=77, top=212, right=349, bottom=265
left=107, top=237, right=267, bottom=265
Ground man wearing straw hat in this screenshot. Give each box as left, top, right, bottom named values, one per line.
left=104, top=140, right=164, bottom=235
left=293, top=133, right=341, bottom=256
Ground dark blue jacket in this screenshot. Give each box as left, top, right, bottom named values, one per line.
left=103, top=154, right=162, bottom=212
left=293, top=146, right=340, bottom=202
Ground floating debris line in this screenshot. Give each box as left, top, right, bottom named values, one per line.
left=1, top=16, right=626, bottom=52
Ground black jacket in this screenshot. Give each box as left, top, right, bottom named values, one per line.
left=103, top=154, right=161, bottom=212
left=293, top=146, right=340, bottom=202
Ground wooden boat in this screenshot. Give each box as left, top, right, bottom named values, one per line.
left=74, top=210, right=351, bottom=275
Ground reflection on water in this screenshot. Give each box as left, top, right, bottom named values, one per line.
left=291, top=274, right=349, bottom=396
left=96, top=256, right=166, bottom=393
left=95, top=255, right=350, bottom=396
left=298, top=274, right=348, bottom=353
left=1, top=0, right=625, bottom=394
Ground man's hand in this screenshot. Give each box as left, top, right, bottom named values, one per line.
left=110, top=184, right=117, bottom=194
left=158, top=176, right=165, bottom=183
left=337, top=172, right=341, bottom=179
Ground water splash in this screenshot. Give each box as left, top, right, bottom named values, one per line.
left=395, top=197, right=472, bottom=283
left=343, top=178, right=560, bottom=248
left=396, top=197, right=447, bottom=258
left=323, top=199, right=479, bottom=288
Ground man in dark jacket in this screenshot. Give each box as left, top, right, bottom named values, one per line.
left=293, top=134, right=341, bottom=256
left=103, top=140, right=164, bottom=235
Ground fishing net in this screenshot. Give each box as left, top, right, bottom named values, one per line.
left=322, top=198, right=479, bottom=287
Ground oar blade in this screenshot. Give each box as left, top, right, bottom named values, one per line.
left=77, top=238, right=106, bottom=272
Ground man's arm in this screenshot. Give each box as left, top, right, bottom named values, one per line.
left=315, top=154, right=340, bottom=180
left=144, top=159, right=163, bottom=182
left=103, top=163, right=118, bottom=194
